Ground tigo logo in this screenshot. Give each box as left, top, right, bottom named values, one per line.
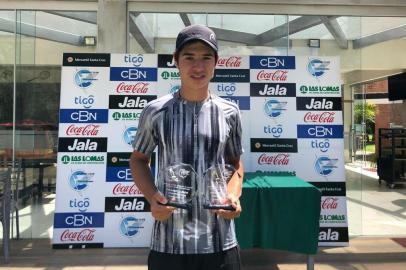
left=124, top=54, right=143, bottom=67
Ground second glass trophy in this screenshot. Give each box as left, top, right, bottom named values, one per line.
left=203, top=164, right=236, bottom=211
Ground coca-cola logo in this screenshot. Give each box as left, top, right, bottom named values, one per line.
left=112, top=183, right=142, bottom=195
left=304, top=112, right=335, bottom=123
left=258, top=153, right=290, bottom=165
left=66, top=124, right=100, bottom=136
left=60, top=229, right=95, bottom=242
left=321, top=197, right=338, bottom=209
left=256, top=70, right=288, bottom=81
left=115, top=82, right=149, bottom=94
left=217, top=56, right=242, bottom=67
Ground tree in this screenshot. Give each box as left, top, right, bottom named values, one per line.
left=354, top=102, right=376, bottom=142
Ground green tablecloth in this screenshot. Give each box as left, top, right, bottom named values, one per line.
left=235, top=172, right=321, bottom=254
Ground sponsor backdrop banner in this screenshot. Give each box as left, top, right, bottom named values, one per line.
left=53, top=53, right=348, bottom=248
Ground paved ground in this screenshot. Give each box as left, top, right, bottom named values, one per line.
left=1, top=237, right=406, bottom=269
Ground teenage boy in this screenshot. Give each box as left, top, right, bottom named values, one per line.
left=130, top=24, right=244, bottom=270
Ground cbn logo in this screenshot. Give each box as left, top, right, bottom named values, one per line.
left=62, top=155, right=70, bottom=164
left=112, top=112, right=121, bottom=121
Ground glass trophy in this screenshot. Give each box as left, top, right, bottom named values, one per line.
left=160, top=164, right=196, bottom=210
left=203, top=164, right=236, bottom=211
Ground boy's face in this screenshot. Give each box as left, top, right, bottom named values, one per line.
left=175, top=41, right=217, bottom=94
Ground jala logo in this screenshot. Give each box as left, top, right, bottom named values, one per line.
left=318, top=228, right=339, bottom=241
left=115, top=198, right=146, bottom=211
left=259, top=84, right=287, bottom=96
left=115, top=82, right=149, bottom=94
left=263, top=124, right=283, bottom=138
left=161, top=70, right=180, bottom=80
left=69, top=170, right=94, bottom=192
left=314, top=156, right=338, bottom=176
left=217, top=56, right=242, bottom=68
left=68, top=139, right=98, bottom=151
left=119, top=216, right=145, bottom=237
left=264, top=99, right=287, bottom=118
left=123, top=127, right=138, bottom=146
left=307, top=58, right=330, bottom=78
left=74, top=95, right=95, bottom=109
left=118, top=96, right=148, bottom=108
left=216, top=83, right=236, bottom=96
left=305, top=98, right=333, bottom=110
left=69, top=197, right=90, bottom=212
left=124, top=54, right=143, bottom=67
left=74, top=69, right=98, bottom=88
left=311, top=139, right=330, bottom=153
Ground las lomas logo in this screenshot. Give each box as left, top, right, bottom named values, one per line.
left=161, top=70, right=180, bottom=80
left=112, top=112, right=141, bottom=121
left=299, top=85, right=340, bottom=95
left=61, top=154, right=105, bottom=165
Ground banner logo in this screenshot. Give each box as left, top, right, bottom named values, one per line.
left=60, top=228, right=96, bottom=242
left=307, top=58, right=330, bottom=78
left=250, top=56, right=295, bottom=69
left=69, top=170, right=94, bottom=192
left=217, top=56, right=242, bottom=68
left=256, top=70, right=288, bottom=81
left=74, top=95, right=95, bottom=108
left=54, top=213, right=104, bottom=228
left=123, top=127, right=137, bottom=146
left=314, top=156, right=338, bottom=176
left=59, top=109, right=108, bottom=123
left=115, top=82, right=149, bottom=94
left=105, top=197, right=150, bottom=212
left=264, top=99, right=287, bottom=118
left=119, top=216, right=145, bottom=237
left=124, top=54, right=143, bottom=67
left=74, top=69, right=98, bottom=88
left=296, top=97, right=342, bottom=111
left=59, top=138, right=108, bottom=152
left=109, top=95, right=156, bottom=109
left=110, top=67, right=157, bottom=81
left=250, top=83, right=296, bottom=97
left=297, top=125, right=343, bottom=139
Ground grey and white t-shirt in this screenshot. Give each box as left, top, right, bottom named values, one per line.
left=132, top=91, right=243, bottom=254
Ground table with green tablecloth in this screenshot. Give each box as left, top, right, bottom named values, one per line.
left=235, top=172, right=321, bottom=255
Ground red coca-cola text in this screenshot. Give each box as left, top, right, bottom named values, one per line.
left=304, top=112, right=335, bottom=123
left=116, top=82, right=149, bottom=94
left=217, top=56, right=242, bottom=67
left=256, top=70, right=288, bottom=81
left=113, top=183, right=142, bottom=195
left=60, top=229, right=95, bottom=242
left=258, top=153, right=290, bottom=165
left=66, top=124, right=100, bottom=136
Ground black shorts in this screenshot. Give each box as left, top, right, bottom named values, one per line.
left=148, top=246, right=242, bottom=270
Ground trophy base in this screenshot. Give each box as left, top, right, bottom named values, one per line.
left=203, top=204, right=236, bottom=211
left=159, top=201, right=191, bottom=210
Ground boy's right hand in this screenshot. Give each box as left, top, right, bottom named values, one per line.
left=150, top=191, right=175, bottom=221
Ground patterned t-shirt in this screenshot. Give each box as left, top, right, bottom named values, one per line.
left=132, top=91, right=243, bottom=254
